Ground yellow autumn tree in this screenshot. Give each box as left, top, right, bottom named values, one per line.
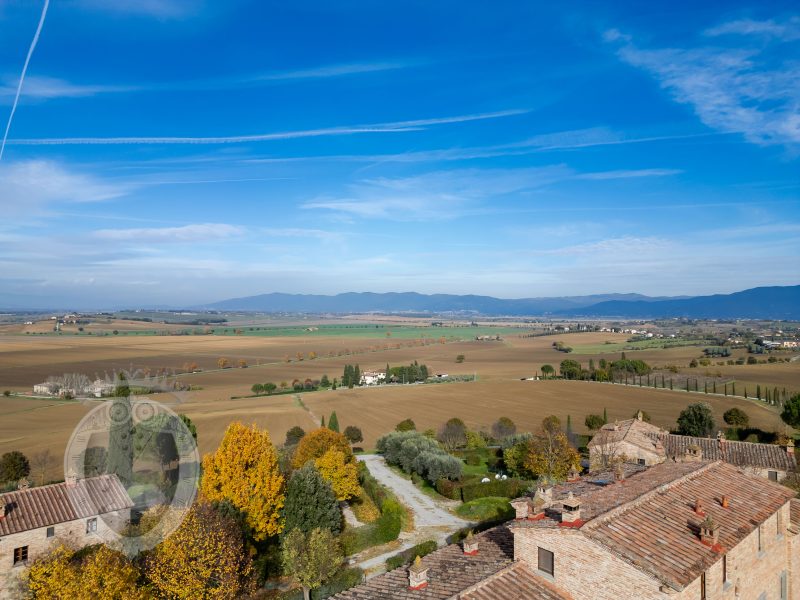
left=524, top=415, right=581, bottom=482
left=314, top=449, right=360, bottom=501
left=146, top=502, right=255, bottom=600
left=292, top=428, right=353, bottom=469
left=201, top=422, right=285, bottom=539
left=27, top=543, right=146, bottom=600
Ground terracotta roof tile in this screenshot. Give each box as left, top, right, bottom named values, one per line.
left=333, top=526, right=515, bottom=600
left=0, top=475, right=132, bottom=535
left=460, top=563, right=573, bottom=600
left=650, top=433, right=797, bottom=472
left=791, top=498, right=800, bottom=528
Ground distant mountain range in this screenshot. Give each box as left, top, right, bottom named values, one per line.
left=202, top=285, right=800, bottom=319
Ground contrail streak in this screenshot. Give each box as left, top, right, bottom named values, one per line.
left=0, top=0, right=50, bottom=161
left=6, top=109, right=528, bottom=146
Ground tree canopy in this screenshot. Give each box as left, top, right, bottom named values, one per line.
left=0, top=450, right=30, bottom=484
left=293, top=428, right=353, bottom=469
left=437, top=417, right=467, bottom=450
left=282, top=528, right=343, bottom=600
left=343, top=425, right=363, bottom=445
left=491, top=417, right=516, bottom=439
left=200, top=422, right=285, bottom=540
left=146, top=502, right=255, bottom=599
left=395, top=418, right=416, bottom=432
left=676, top=403, right=715, bottom=437
left=285, top=425, right=306, bottom=447
left=584, top=414, right=606, bottom=432
left=284, top=463, right=342, bottom=535
left=723, top=407, right=749, bottom=429
left=314, top=449, right=360, bottom=501
left=781, top=393, right=800, bottom=429
left=559, top=359, right=582, bottom=380
left=524, top=416, right=580, bottom=482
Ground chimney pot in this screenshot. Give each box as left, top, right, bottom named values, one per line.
left=699, top=516, right=720, bottom=545
left=463, top=531, right=478, bottom=556
left=561, top=492, right=582, bottom=523
left=720, top=495, right=729, bottom=509
left=694, top=499, right=705, bottom=516
left=408, top=556, right=429, bottom=590
left=510, top=499, right=530, bottom=520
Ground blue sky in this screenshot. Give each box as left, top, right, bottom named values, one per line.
left=0, top=0, right=798, bottom=308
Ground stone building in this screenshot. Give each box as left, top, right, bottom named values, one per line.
left=588, top=414, right=797, bottom=480
left=0, top=474, right=132, bottom=595
left=334, top=460, right=799, bottom=599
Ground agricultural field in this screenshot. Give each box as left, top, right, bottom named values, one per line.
left=0, top=325, right=797, bottom=482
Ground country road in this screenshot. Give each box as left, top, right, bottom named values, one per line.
left=353, top=455, right=471, bottom=574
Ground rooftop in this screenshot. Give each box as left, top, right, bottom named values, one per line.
left=511, top=461, right=796, bottom=591
left=0, top=475, right=133, bottom=536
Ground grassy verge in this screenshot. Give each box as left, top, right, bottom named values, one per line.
left=455, top=497, right=514, bottom=522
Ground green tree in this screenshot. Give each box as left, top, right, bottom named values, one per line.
left=343, top=426, right=363, bottom=445
left=584, top=414, right=605, bottom=431
left=282, top=528, right=343, bottom=600
left=264, top=382, right=277, bottom=395
left=455, top=354, right=465, bottom=363
left=437, top=417, right=467, bottom=451
left=396, top=418, right=416, bottom=432
left=780, top=393, right=800, bottom=429
left=676, top=403, right=715, bottom=437
left=723, top=407, right=749, bottom=429
left=285, top=426, right=306, bottom=447
left=491, top=417, right=516, bottom=439
left=251, top=383, right=264, bottom=395
left=320, top=374, right=330, bottom=387
left=540, top=364, right=555, bottom=379
left=284, top=463, right=342, bottom=535
left=559, top=359, right=582, bottom=380
left=179, top=414, right=198, bottom=441
left=107, top=374, right=133, bottom=486
left=0, top=450, right=30, bottom=484
left=525, top=416, right=580, bottom=482
left=328, top=411, right=340, bottom=433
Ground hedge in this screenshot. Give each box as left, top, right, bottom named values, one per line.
left=340, top=498, right=403, bottom=555
left=385, top=539, right=438, bottom=571
left=435, top=478, right=463, bottom=500
left=461, top=478, right=525, bottom=502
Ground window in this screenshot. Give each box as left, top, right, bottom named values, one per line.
left=701, top=572, right=706, bottom=600
left=637, top=458, right=646, bottom=466
left=537, top=547, right=554, bottom=577
left=722, top=555, right=728, bottom=585
left=768, top=470, right=778, bottom=481
left=780, top=570, right=788, bottom=600
left=758, top=525, right=763, bottom=553
left=46, top=526, right=54, bottom=538
left=86, top=517, right=97, bottom=534
left=13, top=546, right=28, bottom=565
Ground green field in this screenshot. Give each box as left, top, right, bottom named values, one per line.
left=570, top=338, right=708, bottom=354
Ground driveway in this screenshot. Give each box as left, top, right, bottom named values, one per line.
left=358, top=455, right=468, bottom=529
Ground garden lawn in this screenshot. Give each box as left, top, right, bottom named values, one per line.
left=455, top=497, right=514, bottom=523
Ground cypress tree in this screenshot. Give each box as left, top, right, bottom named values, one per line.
left=283, top=463, right=342, bottom=535
left=385, top=363, right=390, bottom=383
left=670, top=378, right=673, bottom=390
left=756, top=385, right=761, bottom=400
left=328, top=411, right=339, bottom=433
left=107, top=374, right=133, bottom=486
left=732, top=382, right=736, bottom=396
left=353, top=365, right=360, bottom=387
left=321, top=415, right=326, bottom=427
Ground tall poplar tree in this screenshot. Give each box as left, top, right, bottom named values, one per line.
left=107, top=373, right=133, bottom=486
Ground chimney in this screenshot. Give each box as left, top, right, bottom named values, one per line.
left=694, top=499, right=705, bottom=516
left=684, top=444, right=703, bottom=462
left=786, top=438, right=796, bottom=457
left=510, top=498, right=530, bottom=520
left=463, top=531, right=478, bottom=556
left=636, top=410, right=644, bottom=421
left=561, top=492, right=582, bottom=524
left=567, top=465, right=581, bottom=482
left=720, top=495, right=729, bottom=509
left=408, top=556, right=429, bottom=590
left=699, top=516, right=720, bottom=546
left=65, top=470, right=78, bottom=487
left=614, top=463, right=625, bottom=482
left=17, top=478, right=30, bottom=490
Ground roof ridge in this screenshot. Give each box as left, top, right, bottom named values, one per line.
left=581, top=461, right=718, bottom=530
left=452, top=562, right=518, bottom=599
left=0, top=473, right=119, bottom=500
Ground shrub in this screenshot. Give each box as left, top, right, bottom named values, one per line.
left=414, top=452, right=463, bottom=482
left=350, top=492, right=380, bottom=524
left=435, top=478, right=463, bottom=500
left=395, top=419, right=416, bottom=432
left=311, top=567, right=364, bottom=599
left=385, top=540, right=438, bottom=571
left=455, top=497, right=514, bottom=522
left=460, top=478, right=526, bottom=502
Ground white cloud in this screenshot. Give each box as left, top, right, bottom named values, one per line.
left=92, top=223, right=244, bottom=243
left=544, top=236, right=673, bottom=257
left=0, top=75, right=135, bottom=102
left=704, top=17, right=800, bottom=41
left=611, top=31, right=800, bottom=146
left=8, top=109, right=527, bottom=145
left=0, top=160, right=128, bottom=215
left=577, top=168, right=682, bottom=180
left=251, top=61, right=413, bottom=82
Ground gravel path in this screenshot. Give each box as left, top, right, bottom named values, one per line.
left=357, top=455, right=469, bottom=530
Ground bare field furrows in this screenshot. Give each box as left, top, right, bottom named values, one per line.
left=303, top=379, right=789, bottom=449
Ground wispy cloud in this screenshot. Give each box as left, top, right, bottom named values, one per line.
left=0, top=75, right=136, bottom=101
left=250, top=61, right=414, bottom=82
left=8, top=109, right=527, bottom=146
left=609, top=27, right=800, bottom=146
left=704, top=16, right=800, bottom=41
left=577, top=168, right=682, bottom=180
left=0, top=160, right=128, bottom=215
left=1, top=0, right=49, bottom=160
left=260, top=228, right=346, bottom=242
left=92, top=223, right=244, bottom=243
